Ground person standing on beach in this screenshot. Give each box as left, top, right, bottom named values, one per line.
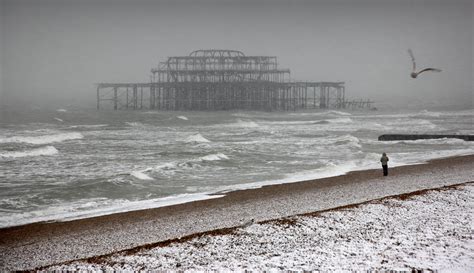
left=380, top=153, right=389, bottom=176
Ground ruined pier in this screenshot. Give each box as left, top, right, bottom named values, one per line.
left=97, top=49, right=373, bottom=111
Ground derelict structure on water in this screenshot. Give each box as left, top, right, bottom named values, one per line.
left=96, top=49, right=373, bottom=111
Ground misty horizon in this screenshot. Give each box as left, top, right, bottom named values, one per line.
left=0, top=0, right=473, bottom=110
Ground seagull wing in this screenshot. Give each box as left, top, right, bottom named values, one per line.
left=418, top=68, right=442, bottom=75
left=408, top=49, right=416, bottom=71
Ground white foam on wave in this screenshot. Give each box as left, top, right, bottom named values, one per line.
left=0, top=132, right=83, bottom=145
left=130, top=170, right=154, bottom=180
left=290, top=110, right=352, bottom=116
left=200, top=153, right=229, bottom=161
left=389, top=148, right=474, bottom=168
left=0, top=193, right=225, bottom=228
left=327, top=110, right=352, bottom=116
left=0, top=146, right=58, bottom=158
left=153, top=153, right=229, bottom=175
left=369, top=137, right=472, bottom=146
left=54, top=117, right=64, bottom=122
left=154, top=161, right=200, bottom=174
left=176, top=116, right=189, bottom=121
left=332, top=134, right=362, bottom=148
left=326, top=117, right=353, bottom=124
left=412, top=110, right=442, bottom=118
left=69, top=124, right=108, bottom=129
left=313, top=134, right=361, bottom=149
left=226, top=119, right=260, bottom=128
left=387, top=118, right=438, bottom=131
left=125, top=122, right=144, bottom=127
left=212, top=147, right=474, bottom=196
left=213, top=161, right=361, bottom=194
left=155, top=162, right=177, bottom=170
left=184, top=133, right=211, bottom=143
left=260, top=117, right=353, bottom=126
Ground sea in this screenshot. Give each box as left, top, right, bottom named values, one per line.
left=0, top=108, right=473, bottom=228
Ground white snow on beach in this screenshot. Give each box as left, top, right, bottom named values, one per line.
left=52, top=183, right=474, bottom=271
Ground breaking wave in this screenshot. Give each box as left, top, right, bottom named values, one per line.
left=324, top=117, right=353, bottom=124
left=290, top=110, right=352, bottom=117
left=184, top=133, right=211, bottom=143
left=0, top=132, right=84, bottom=145
left=176, top=116, right=189, bottom=121
left=130, top=170, right=154, bottom=180
left=332, top=134, right=362, bottom=148
left=374, top=138, right=473, bottom=145
left=125, top=122, right=145, bottom=127
left=153, top=153, right=229, bottom=174
left=226, top=119, right=260, bottom=128
left=327, top=110, right=352, bottom=116
left=199, top=153, right=229, bottom=161
left=411, top=110, right=442, bottom=118
left=69, top=124, right=108, bottom=129
left=0, top=146, right=58, bottom=158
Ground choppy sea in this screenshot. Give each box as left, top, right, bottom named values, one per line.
left=0, top=108, right=473, bottom=228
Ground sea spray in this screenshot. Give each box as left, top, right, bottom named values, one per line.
left=0, top=132, right=83, bottom=145
left=1, top=108, right=473, bottom=229
left=130, top=171, right=154, bottom=180
left=200, top=153, right=229, bottom=161
left=184, top=133, right=211, bottom=143
left=0, top=146, right=59, bottom=158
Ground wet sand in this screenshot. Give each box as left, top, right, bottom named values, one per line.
left=1, top=155, right=473, bottom=270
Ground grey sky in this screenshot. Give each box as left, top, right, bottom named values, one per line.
left=1, top=0, right=472, bottom=109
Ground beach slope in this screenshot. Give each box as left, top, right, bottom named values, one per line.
left=0, top=155, right=473, bottom=270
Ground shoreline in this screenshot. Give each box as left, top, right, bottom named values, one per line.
left=2, top=152, right=472, bottom=230
left=1, top=154, right=473, bottom=270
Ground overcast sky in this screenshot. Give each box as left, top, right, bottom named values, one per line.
left=0, top=0, right=472, bottom=109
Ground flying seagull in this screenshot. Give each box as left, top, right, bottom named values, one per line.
left=408, top=49, right=442, bottom=78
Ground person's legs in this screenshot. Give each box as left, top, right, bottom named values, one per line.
left=383, top=165, right=388, bottom=176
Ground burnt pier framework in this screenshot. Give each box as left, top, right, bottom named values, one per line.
left=97, top=49, right=372, bottom=111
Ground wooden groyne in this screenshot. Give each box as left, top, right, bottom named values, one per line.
left=378, top=134, right=474, bottom=141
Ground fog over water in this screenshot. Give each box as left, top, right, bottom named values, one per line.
left=0, top=0, right=473, bottom=109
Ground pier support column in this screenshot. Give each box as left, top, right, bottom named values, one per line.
left=113, top=87, right=118, bottom=110
left=140, top=87, right=143, bottom=109
left=150, top=85, right=155, bottom=109
left=342, top=86, right=345, bottom=108
left=133, top=85, right=138, bottom=109
left=126, top=87, right=129, bottom=110
left=96, top=86, right=100, bottom=110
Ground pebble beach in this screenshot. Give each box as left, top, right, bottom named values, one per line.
left=1, top=155, right=473, bottom=270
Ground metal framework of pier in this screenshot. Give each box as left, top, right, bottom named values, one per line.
left=97, top=49, right=373, bottom=111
